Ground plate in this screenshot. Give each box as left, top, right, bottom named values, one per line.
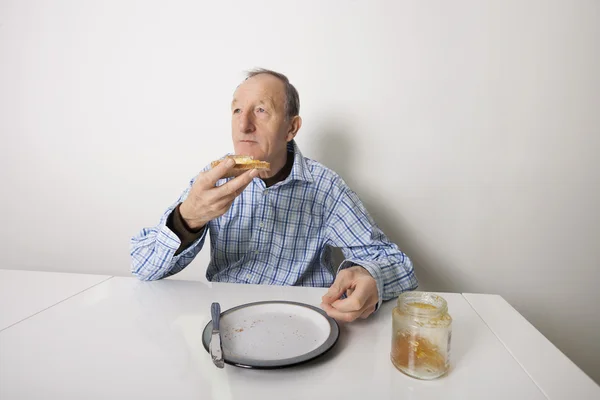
left=202, top=301, right=340, bottom=369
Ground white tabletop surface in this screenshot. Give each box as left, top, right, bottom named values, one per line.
left=463, top=293, right=600, bottom=400
left=0, top=269, right=110, bottom=331
left=0, top=275, right=567, bottom=400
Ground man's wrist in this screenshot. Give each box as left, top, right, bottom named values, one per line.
left=179, top=201, right=206, bottom=230
left=355, top=264, right=369, bottom=274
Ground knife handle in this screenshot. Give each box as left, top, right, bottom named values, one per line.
left=211, top=302, right=221, bottom=331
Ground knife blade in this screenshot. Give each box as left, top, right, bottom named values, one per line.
left=210, top=302, right=224, bottom=368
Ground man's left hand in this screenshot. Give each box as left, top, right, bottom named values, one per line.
left=321, top=266, right=379, bottom=322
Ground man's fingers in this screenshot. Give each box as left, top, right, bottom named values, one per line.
left=322, top=285, right=344, bottom=304
left=320, top=302, right=362, bottom=323
left=322, top=271, right=353, bottom=305
left=331, top=277, right=379, bottom=313
left=359, top=305, right=376, bottom=319
left=214, top=169, right=258, bottom=198
left=330, top=280, right=373, bottom=312
left=201, top=158, right=236, bottom=186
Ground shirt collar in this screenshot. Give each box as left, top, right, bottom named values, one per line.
left=230, top=140, right=314, bottom=189
left=285, top=140, right=314, bottom=184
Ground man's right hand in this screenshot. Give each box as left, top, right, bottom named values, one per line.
left=179, top=158, right=259, bottom=230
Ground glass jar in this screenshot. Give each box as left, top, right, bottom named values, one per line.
left=391, top=291, right=452, bottom=380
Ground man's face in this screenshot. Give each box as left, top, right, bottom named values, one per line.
left=231, top=74, right=293, bottom=162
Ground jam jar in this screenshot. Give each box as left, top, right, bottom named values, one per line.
left=391, top=291, right=452, bottom=379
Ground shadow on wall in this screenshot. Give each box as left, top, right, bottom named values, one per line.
left=310, top=119, right=465, bottom=294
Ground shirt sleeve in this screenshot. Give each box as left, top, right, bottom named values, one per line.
left=324, top=184, right=418, bottom=309
left=130, top=176, right=209, bottom=281
left=167, top=204, right=206, bottom=256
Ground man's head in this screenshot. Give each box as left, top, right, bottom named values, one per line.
left=231, top=69, right=302, bottom=167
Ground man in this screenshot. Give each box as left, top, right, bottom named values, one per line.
left=130, top=69, right=417, bottom=322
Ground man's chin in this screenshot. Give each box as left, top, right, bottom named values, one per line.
left=234, top=143, right=265, bottom=159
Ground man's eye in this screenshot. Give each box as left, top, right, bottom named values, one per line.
left=233, top=109, right=241, bottom=114
left=257, top=107, right=265, bottom=113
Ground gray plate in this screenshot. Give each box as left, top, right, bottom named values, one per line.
left=202, top=300, right=340, bottom=369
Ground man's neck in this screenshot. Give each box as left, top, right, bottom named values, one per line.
left=259, top=148, right=288, bottom=180
left=261, top=148, right=294, bottom=188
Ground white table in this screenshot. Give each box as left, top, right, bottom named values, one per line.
left=0, top=269, right=110, bottom=331
left=0, top=272, right=598, bottom=399
left=463, top=294, right=600, bottom=399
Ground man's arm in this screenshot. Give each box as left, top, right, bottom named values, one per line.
left=130, top=160, right=258, bottom=281
left=168, top=204, right=206, bottom=256
left=322, top=184, right=418, bottom=316
left=130, top=181, right=209, bottom=281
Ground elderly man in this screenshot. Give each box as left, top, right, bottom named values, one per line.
left=130, top=68, right=417, bottom=322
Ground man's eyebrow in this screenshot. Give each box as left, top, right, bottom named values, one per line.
left=259, top=97, right=276, bottom=109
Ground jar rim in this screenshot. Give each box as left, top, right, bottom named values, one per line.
left=396, top=291, right=448, bottom=316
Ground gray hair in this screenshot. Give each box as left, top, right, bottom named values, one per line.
left=245, top=68, right=300, bottom=120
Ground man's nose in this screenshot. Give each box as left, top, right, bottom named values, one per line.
left=239, top=111, right=255, bottom=133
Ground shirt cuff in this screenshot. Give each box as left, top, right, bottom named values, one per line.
left=167, top=204, right=206, bottom=256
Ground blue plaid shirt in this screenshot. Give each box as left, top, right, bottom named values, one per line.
left=130, top=141, right=417, bottom=306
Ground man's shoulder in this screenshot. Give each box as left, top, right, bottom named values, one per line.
left=303, top=157, right=343, bottom=182
left=300, top=157, right=353, bottom=198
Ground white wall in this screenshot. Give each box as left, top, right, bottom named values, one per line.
left=1, top=0, right=599, bottom=382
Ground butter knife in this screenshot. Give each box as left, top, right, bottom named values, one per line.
left=210, top=302, right=224, bottom=368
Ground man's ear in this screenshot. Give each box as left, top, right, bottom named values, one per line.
left=286, top=116, right=302, bottom=142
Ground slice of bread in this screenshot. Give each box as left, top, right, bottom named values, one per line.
left=211, top=155, right=270, bottom=178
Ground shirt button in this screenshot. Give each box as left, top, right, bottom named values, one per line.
left=246, top=274, right=251, bottom=279
left=254, top=250, right=259, bottom=255
left=259, top=222, right=264, bottom=228
left=263, top=190, right=268, bottom=195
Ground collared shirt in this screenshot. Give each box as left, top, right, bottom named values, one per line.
left=130, top=141, right=418, bottom=306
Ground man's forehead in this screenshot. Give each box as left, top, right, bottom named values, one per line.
left=231, top=96, right=275, bottom=105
